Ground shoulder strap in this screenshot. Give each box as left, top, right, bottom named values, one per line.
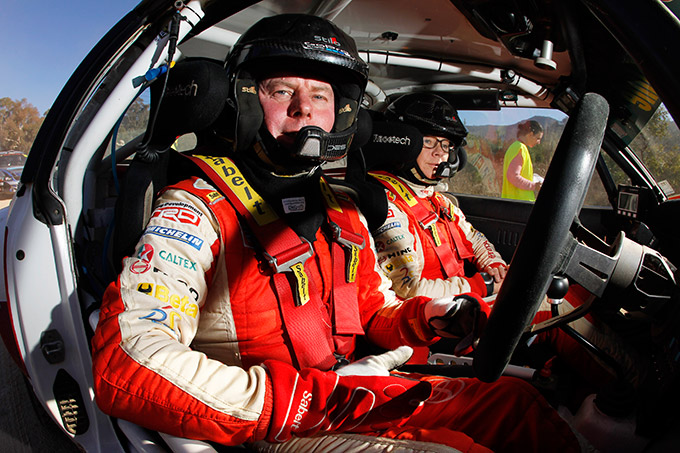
left=431, top=192, right=474, bottom=260
left=186, top=154, right=364, bottom=369
left=319, top=178, right=364, bottom=341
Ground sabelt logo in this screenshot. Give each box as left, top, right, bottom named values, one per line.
left=291, top=262, right=311, bottom=306
left=291, top=390, right=313, bottom=431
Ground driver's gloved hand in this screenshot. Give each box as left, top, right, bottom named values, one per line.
left=424, top=293, right=490, bottom=355
left=263, top=358, right=431, bottom=442
left=335, top=346, right=413, bottom=376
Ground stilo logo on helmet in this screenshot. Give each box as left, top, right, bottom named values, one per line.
left=303, top=42, right=353, bottom=59
left=303, top=41, right=353, bottom=58
left=303, top=35, right=353, bottom=59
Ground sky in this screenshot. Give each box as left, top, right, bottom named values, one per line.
left=459, top=109, right=567, bottom=127
left=1, top=0, right=141, bottom=115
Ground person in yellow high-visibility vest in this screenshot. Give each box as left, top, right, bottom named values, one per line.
left=502, top=120, right=544, bottom=200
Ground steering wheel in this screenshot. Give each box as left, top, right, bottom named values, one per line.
left=473, top=93, right=609, bottom=382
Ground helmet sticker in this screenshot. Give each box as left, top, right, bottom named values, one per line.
left=302, top=41, right=353, bottom=59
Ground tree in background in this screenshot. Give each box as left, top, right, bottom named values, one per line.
left=117, top=97, right=150, bottom=145
left=630, top=105, right=680, bottom=195
left=0, top=98, right=45, bottom=153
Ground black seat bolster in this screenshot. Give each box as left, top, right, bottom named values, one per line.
left=112, top=149, right=170, bottom=272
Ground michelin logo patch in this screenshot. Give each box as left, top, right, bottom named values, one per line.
left=374, top=221, right=401, bottom=236
left=145, top=225, right=204, bottom=250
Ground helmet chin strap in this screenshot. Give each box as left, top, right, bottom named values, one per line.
left=253, top=140, right=321, bottom=177
left=417, top=144, right=463, bottom=183
left=407, top=159, right=458, bottom=186
left=254, top=128, right=318, bottom=176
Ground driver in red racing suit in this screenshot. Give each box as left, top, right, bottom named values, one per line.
left=91, top=14, right=584, bottom=452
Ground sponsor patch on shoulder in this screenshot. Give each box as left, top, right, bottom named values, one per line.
left=374, top=221, right=401, bottom=235
left=144, top=225, right=204, bottom=250
left=152, top=204, right=202, bottom=226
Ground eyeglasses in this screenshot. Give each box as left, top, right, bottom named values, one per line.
left=422, top=137, right=451, bottom=152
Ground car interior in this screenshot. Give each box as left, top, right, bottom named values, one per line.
left=75, top=60, right=680, bottom=453
left=4, top=0, right=680, bottom=451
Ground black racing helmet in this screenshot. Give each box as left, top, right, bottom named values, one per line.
left=386, top=93, right=468, bottom=184
left=225, top=14, right=369, bottom=168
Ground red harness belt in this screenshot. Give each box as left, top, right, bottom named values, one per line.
left=189, top=155, right=365, bottom=369
left=370, top=171, right=472, bottom=278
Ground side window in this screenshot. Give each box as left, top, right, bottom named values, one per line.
left=449, top=108, right=565, bottom=199
left=449, top=107, right=613, bottom=207
left=115, top=91, right=151, bottom=151
left=583, top=153, right=631, bottom=207
left=106, top=88, right=198, bottom=155
left=628, top=103, right=680, bottom=198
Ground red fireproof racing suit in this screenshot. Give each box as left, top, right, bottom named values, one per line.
left=91, top=158, right=581, bottom=452
left=371, top=172, right=506, bottom=300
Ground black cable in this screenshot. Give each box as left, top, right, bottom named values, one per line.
left=137, top=10, right=184, bottom=160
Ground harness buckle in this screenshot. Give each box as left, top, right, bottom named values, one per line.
left=265, top=238, right=314, bottom=273
left=331, top=354, right=351, bottom=370
left=419, top=212, right=439, bottom=229
left=440, top=206, right=452, bottom=220
left=330, top=223, right=365, bottom=250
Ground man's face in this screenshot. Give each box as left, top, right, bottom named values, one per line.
left=258, top=75, right=335, bottom=148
